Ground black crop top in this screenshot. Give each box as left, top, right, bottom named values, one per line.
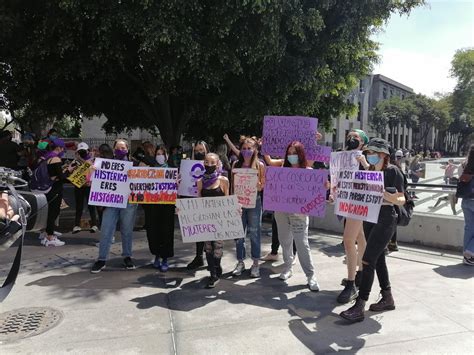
left=201, top=185, right=225, bottom=197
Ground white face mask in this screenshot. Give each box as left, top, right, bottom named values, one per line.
left=156, top=155, right=166, bottom=165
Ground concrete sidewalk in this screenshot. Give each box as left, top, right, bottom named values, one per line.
left=0, top=227, right=473, bottom=354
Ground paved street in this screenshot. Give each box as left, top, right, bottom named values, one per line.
left=1, top=226, right=472, bottom=354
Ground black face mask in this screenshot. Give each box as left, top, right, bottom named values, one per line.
left=346, top=137, right=360, bottom=150
left=194, top=152, right=205, bottom=160
left=204, top=165, right=216, bottom=174
left=78, top=149, right=88, bottom=159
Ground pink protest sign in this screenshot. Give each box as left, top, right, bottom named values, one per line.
left=263, top=167, right=327, bottom=217
left=312, top=145, right=332, bottom=163
left=261, top=116, right=319, bottom=160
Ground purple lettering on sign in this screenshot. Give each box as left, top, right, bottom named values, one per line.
left=261, top=116, right=320, bottom=160
left=263, top=167, right=327, bottom=217
left=312, top=145, right=332, bottom=163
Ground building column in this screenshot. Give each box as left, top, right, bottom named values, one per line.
left=408, top=127, right=413, bottom=149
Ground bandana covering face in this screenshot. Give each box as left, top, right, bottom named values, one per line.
left=202, top=166, right=221, bottom=189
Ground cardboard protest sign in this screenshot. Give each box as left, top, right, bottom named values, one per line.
left=177, top=195, right=244, bottom=243
left=313, top=145, right=332, bottom=164
left=88, top=158, right=133, bottom=208
left=67, top=161, right=91, bottom=188
left=177, top=160, right=205, bottom=197
left=128, top=167, right=178, bottom=204
left=329, top=151, right=361, bottom=188
left=263, top=167, right=327, bottom=217
left=232, top=168, right=258, bottom=208
left=335, top=170, right=384, bottom=223
left=261, top=116, right=319, bottom=160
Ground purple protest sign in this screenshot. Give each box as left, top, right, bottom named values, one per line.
left=261, top=116, right=319, bottom=160
left=313, top=145, right=332, bottom=163
left=263, top=167, right=327, bottom=217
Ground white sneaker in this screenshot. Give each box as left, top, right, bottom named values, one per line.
left=43, top=237, right=65, bottom=247
left=72, top=226, right=82, bottom=234
left=261, top=253, right=278, bottom=261
left=53, top=231, right=62, bottom=237
left=279, top=268, right=293, bottom=280
left=232, top=261, right=245, bottom=276
left=308, top=276, right=320, bottom=292
left=90, top=226, right=99, bottom=233
left=250, top=264, right=260, bottom=278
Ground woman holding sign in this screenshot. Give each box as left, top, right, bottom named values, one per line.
left=340, top=138, right=405, bottom=323
left=186, top=141, right=212, bottom=270
left=197, top=153, right=229, bottom=288
left=91, top=139, right=138, bottom=273
left=140, top=144, right=176, bottom=272
left=336, top=129, right=369, bottom=304
left=231, top=137, right=265, bottom=278
left=273, top=141, right=320, bottom=292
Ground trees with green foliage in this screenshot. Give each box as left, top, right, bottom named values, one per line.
left=0, top=0, right=424, bottom=146
left=449, top=48, right=473, bottom=154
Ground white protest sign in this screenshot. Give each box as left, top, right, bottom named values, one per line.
left=233, top=168, right=258, bottom=208
left=335, top=170, right=384, bottom=223
left=329, top=150, right=361, bottom=188
left=177, top=195, right=244, bottom=243
left=88, top=158, right=133, bottom=208
left=177, top=160, right=205, bottom=197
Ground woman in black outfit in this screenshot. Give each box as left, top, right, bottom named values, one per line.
left=140, top=143, right=176, bottom=272
left=340, top=138, right=406, bottom=323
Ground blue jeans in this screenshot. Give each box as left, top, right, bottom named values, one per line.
left=462, top=198, right=474, bottom=257
left=236, top=195, right=262, bottom=261
left=98, top=203, right=138, bottom=261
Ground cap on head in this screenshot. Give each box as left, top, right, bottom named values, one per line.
left=76, top=142, right=89, bottom=151
left=52, top=138, right=65, bottom=148
left=365, top=138, right=390, bottom=155
left=352, top=129, right=369, bottom=145
left=395, top=150, right=403, bottom=157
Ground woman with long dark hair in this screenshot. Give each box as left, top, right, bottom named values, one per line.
left=340, top=138, right=406, bottom=323
left=458, top=144, right=474, bottom=265
left=273, top=141, right=320, bottom=291
left=186, top=140, right=211, bottom=270
left=230, top=137, right=265, bottom=277
left=91, top=138, right=138, bottom=273
left=141, top=144, right=176, bottom=271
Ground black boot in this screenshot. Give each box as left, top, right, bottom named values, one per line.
left=369, top=289, right=395, bottom=312
left=337, top=280, right=358, bottom=304
left=187, top=255, right=204, bottom=270
left=355, top=271, right=362, bottom=288
left=340, top=298, right=366, bottom=323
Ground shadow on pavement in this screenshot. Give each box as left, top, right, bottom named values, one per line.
left=433, top=263, right=474, bottom=279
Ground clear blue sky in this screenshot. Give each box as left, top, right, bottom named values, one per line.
left=372, top=0, right=473, bottom=97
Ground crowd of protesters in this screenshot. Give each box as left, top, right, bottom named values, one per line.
left=0, top=126, right=472, bottom=324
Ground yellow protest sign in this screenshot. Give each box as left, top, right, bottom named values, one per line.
left=67, top=162, right=92, bottom=188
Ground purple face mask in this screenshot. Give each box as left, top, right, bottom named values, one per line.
left=114, top=149, right=128, bottom=160
left=241, top=149, right=254, bottom=159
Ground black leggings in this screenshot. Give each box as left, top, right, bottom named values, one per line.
left=45, top=184, right=63, bottom=235
left=271, top=215, right=296, bottom=255
left=143, top=204, right=175, bottom=258
left=74, top=186, right=98, bottom=227
left=359, top=206, right=397, bottom=301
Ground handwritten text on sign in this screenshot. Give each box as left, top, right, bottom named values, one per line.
left=128, top=167, right=178, bottom=204
left=263, top=167, right=327, bottom=217
left=313, top=145, right=332, bottom=164
left=329, top=151, right=361, bottom=188
left=233, top=168, right=258, bottom=208
left=261, top=116, right=319, bottom=161
left=88, top=158, right=132, bottom=208
left=177, top=195, right=244, bottom=243
left=335, top=170, right=384, bottom=223
left=177, top=160, right=205, bottom=197
left=67, top=161, right=91, bottom=188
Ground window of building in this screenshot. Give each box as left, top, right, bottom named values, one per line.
left=390, top=88, right=394, bottom=97
left=357, top=102, right=361, bottom=121
left=382, top=87, right=387, bottom=99
left=332, top=129, right=337, bottom=143
left=401, top=94, right=405, bottom=100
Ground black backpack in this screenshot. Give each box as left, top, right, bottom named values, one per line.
left=395, top=171, right=415, bottom=226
